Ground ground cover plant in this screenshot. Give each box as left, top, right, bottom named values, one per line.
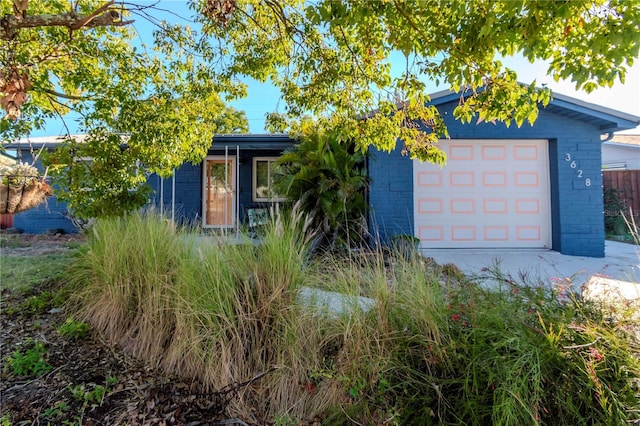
left=64, top=211, right=640, bottom=424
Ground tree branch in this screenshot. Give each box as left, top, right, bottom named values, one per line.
left=43, top=88, right=88, bottom=101
left=0, top=9, right=134, bottom=40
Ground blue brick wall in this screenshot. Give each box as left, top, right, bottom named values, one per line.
left=368, top=144, right=414, bottom=244
left=13, top=198, right=77, bottom=234
left=368, top=100, right=606, bottom=257
left=148, top=149, right=287, bottom=227
left=554, top=136, right=604, bottom=257
left=148, top=162, right=203, bottom=226
left=11, top=152, right=77, bottom=234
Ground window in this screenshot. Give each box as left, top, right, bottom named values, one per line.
left=252, top=157, right=286, bottom=202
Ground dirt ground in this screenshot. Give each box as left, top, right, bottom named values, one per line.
left=0, top=233, right=248, bottom=425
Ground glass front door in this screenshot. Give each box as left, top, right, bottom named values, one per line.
left=204, top=157, right=235, bottom=227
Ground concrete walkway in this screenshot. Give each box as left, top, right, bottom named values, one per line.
left=422, top=241, right=640, bottom=287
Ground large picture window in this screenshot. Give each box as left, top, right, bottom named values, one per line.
left=253, top=157, right=286, bottom=202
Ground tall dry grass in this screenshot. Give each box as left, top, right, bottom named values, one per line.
left=70, top=213, right=186, bottom=361
left=68, top=210, right=639, bottom=424
left=68, top=209, right=448, bottom=422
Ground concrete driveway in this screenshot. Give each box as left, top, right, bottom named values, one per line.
left=422, top=241, right=640, bottom=287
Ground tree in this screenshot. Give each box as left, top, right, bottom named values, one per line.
left=1, top=1, right=247, bottom=217
left=2, top=1, right=639, bottom=215
left=198, top=0, right=639, bottom=161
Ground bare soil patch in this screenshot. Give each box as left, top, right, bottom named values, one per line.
left=1, top=232, right=86, bottom=257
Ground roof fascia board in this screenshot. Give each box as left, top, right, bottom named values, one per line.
left=602, top=141, right=640, bottom=149
left=428, top=88, right=640, bottom=132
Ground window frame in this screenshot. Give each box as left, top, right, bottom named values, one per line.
left=252, top=156, right=286, bottom=202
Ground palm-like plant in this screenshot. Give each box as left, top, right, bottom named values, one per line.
left=275, top=129, right=369, bottom=249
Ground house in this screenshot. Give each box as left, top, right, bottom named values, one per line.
left=148, top=134, right=294, bottom=229
left=5, top=90, right=639, bottom=257
left=602, top=134, right=640, bottom=171
left=601, top=134, right=640, bottom=216
left=368, top=90, right=639, bottom=257
left=1, top=136, right=81, bottom=234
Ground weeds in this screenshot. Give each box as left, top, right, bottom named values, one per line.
left=69, top=383, right=106, bottom=405
left=41, top=402, right=71, bottom=423
left=4, top=339, right=52, bottom=377
left=63, top=376, right=117, bottom=425
left=57, top=318, right=90, bottom=340
left=18, top=289, right=68, bottom=315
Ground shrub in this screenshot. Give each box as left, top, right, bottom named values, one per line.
left=275, top=129, right=370, bottom=250
left=429, top=265, right=640, bottom=425
left=69, top=212, right=640, bottom=424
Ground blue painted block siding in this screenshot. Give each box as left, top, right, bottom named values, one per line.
left=367, top=143, right=414, bottom=243
left=148, top=162, right=202, bottom=226
left=148, top=148, right=288, bottom=227
left=368, top=100, right=607, bottom=258
left=10, top=151, right=77, bottom=234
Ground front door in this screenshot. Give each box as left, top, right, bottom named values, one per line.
left=203, top=156, right=235, bottom=228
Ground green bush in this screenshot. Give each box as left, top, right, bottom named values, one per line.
left=423, top=266, right=640, bottom=425
left=275, top=129, right=370, bottom=250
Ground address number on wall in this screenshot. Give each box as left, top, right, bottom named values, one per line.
left=565, top=153, right=591, bottom=187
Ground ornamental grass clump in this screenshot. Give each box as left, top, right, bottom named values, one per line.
left=68, top=211, right=639, bottom=424
left=68, top=210, right=449, bottom=422
left=70, top=208, right=334, bottom=421
left=167, top=204, right=336, bottom=420
left=69, top=212, right=186, bottom=363
left=302, top=250, right=448, bottom=424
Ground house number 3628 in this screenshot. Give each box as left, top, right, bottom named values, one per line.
left=565, top=153, right=591, bottom=187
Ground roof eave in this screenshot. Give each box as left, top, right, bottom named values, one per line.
left=210, top=133, right=296, bottom=151
left=428, top=88, right=640, bottom=133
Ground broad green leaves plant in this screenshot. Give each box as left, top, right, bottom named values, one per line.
left=275, top=123, right=369, bottom=248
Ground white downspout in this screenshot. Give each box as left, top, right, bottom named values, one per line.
left=236, top=145, right=240, bottom=236
left=160, top=175, right=164, bottom=216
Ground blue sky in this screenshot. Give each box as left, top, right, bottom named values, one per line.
left=36, top=0, right=640, bottom=136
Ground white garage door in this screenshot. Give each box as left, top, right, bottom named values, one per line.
left=414, top=139, right=551, bottom=249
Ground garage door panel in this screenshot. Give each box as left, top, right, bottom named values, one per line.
left=414, top=139, right=551, bottom=249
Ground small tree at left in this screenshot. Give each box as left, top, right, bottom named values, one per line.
left=0, top=1, right=248, bottom=217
